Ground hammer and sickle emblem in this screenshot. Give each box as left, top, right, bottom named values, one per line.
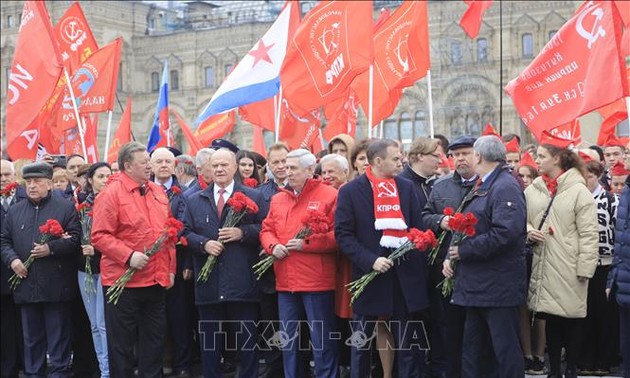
left=576, top=3, right=606, bottom=49
left=63, top=20, right=82, bottom=42
left=377, top=182, right=398, bottom=198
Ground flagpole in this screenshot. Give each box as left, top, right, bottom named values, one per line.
left=103, top=110, right=113, bottom=161
left=626, top=97, right=630, bottom=137
left=379, top=120, right=384, bottom=138
left=499, top=0, right=503, bottom=135
left=427, top=69, right=435, bottom=139
left=368, top=64, right=374, bottom=138
left=275, top=86, right=283, bottom=143
left=63, top=68, right=88, bottom=159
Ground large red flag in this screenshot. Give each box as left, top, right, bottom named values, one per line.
left=459, top=1, right=493, bottom=39
left=107, top=97, right=132, bottom=164
left=172, top=110, right=203, bottom=156
left=252, top=125, right=267, bottom=156
left=597, top=111, right=629, bottom=146
left=58, top=38, right=123, bottom=130
left=280, top=1, right=374, bottom=116
left=55, top=2, right=99, bottom=73
left=323, top=88, right=358, bottom=140
left=6, top=1, right=64, bottom=160
left=194, top=112, right=236, bottom=147
left=239, top=97, right=276, bottom=132
left=538, top=119, right=582, bottom=148
left=505, top=1, right=628, bottom=141
left=83, top=115, right=99, bottom=163
left=278, top=99, right=321, bottom=150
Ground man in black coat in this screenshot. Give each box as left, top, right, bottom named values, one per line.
left=335, top=139, right=429, bottom=378
left=1, top=162, right=81, bottom=377
left=444, top=136, right=527, bottom=377
left=183, top=149, right=267, bottom=378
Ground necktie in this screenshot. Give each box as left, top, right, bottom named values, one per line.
left=217, top=188, right=226, bottom=217
left=2, top=197, right=8, bottom=211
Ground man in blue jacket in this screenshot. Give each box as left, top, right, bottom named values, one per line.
left=607, top=141, right=630, bottom=378
left=336, top=139, right=429, bottom=378
left=444, top=135, right=526, bottom=377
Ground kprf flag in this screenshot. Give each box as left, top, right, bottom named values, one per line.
left=278, top=99, right=321, bottom=150
left=57, top=38, right=122, bottom=130
left=6, top=1, right=64, bottom=160
left=107, top=97, right=132, bottom=164
left=280, top=1, right=374, bottom=116
left=505, top=1, right=628, bottom=141
left=196, top=1, right=299, bottom=125
left=172, top=110, right=203, bottom=156
left=323, top=88, right=358, bottom=140
left=459, top=1, right=493, bottom=39
left=55, top=2, right=98, bottom=73
left=147, top=61, right=170, bottom=152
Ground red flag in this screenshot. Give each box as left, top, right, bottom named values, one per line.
left=614, top=0, right=630, bottom=27
left=194, top=112, right=236, bottom=147
left=459, top=1, right=493, bottom=39
left=538, top=119, right=582, bottom=148
left=172, top=110, right=203, bottom=156
left=6, top=1, right=64, bottom=160
left=482, top=123, right=500, bottom=137
left=597, top=110, right=629, bottom=146
left=83, top=115, right=99, bottom=163
left=55, top=2, right=99, bottom=73
left=252, top=125, right=267, bottom=156
left=107, top=97, right=132, bottom=164
left=505, top=1, right=628, bottom=141
left=280, top=1, right=374, bottom=116
left=278, top=99, right=321, bottom=150
left=323, top=88, right=358, bottom=140
left=57, top=38, right=123, bottom=130
left=63, top=127, right=84, bottom=156
left=239, top=97, right=276, bottom=132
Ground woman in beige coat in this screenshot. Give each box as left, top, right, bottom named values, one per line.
left=524, top=144, right=598, bottom=378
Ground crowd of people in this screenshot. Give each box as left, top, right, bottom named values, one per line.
left=0, top=131, right=629, bottom=378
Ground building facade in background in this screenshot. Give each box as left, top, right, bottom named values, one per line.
left=2, top=0, right=605, bottom=152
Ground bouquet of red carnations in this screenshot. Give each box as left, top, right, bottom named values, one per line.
left=438, top=210, right=477, bottom=297
left=243, top=178, right=258, bottom=188
left=252, top=208, right=331, bottom=280
left=197, top=192, right=259, bottom=282
left=9, top=219, right=64, bottom=291
left=107, top=218, right=184, bottom=305
left=346, top=228, right=437, bottom=304
left=1, top=182, right=18, bottom=198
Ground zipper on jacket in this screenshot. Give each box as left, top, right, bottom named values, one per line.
left=32, top=204, right=39, bottom=300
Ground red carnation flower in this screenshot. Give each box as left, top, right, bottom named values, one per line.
left=178, top=236, right=188, bottom=246
left=243, top=178, right=258, bottom=188
left=443, top=207, right=455, bottom=216
left=1, top=182, right=18, bottom=197
left=171, top=186, right=182, bottom=195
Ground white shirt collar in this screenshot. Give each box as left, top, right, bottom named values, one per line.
left=214, top=180, right=235, bottom=202
left=155, top=176, right=173, bottom=190
left=592, top=184, right=603, bottom=197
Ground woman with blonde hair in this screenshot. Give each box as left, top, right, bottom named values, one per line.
left=525, top=144, right=598, bottom=378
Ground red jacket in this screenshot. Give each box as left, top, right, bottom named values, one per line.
left=92, top=172, right=176, bottom=287
left=260, top=179, right=338, bottom=292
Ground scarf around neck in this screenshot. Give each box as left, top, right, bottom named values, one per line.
left=365, top=166, right=408, bottom=248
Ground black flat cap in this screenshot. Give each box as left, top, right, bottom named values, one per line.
left=22, top=162, right=53, bottom=180
left=211, top=139, right=239, bottom=154
left=448, top=136, right=476, bottom=152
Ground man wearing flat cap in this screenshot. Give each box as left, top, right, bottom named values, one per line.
left=1, top=162, right=82, bottom=377
left=211, top=138, right=240, bottom=154
left=420, top=135, right=478, bottom=378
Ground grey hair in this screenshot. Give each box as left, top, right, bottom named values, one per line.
left=286, top=149, right=316, bottom=169
left=1, top=159, right=15, bottom=174
left=175, top=154, right=197, bottom=177
left=118, top=142, right=147, bottom=171
left=150, top=147, right=175, bottom=161
left=320, top=154, right=349, bottom=173
left=195, top=148, right=215, bottom=167
left=473, top=136, right=506, bottom=163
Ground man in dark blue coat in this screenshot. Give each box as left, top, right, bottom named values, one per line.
left=336, top=139, right=429, bottom=378
left=444, top=135, right=526, bottom=377
left=1, top=162, right=81, bottom=377
left=607, top=141, right=630, bottom=378
left=183, top=149, right=267, bottom=378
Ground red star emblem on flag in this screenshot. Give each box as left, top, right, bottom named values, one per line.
left=248, top=39, right=275, bottom=67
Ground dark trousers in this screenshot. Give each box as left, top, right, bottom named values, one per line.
left=427, top=265, right=449, bottom=377
left=543, top=313, right=583, bottom=376
left=21, top=302, right=73, bottom=378
left=461, top=306, right=523, bottom=378
left=445, top=301, right=466, bottom=378
left=580, top=265, right=619, bottom=370
left=259, top=293, right=284, bottom=375
left=1, top=294, right=21, bottom=378
left=70, top=296, right=98, bottom=376
left=350, top=288, right=427, bottom=378
left=620, top=305, right=630, bottom=378
left=166, top=276, right=194, bottom=372
left=278, top=291, right=338, bottom=378
left=198, top=301, right=259, bottom=378
left=104, top=285, right=166, bottom=378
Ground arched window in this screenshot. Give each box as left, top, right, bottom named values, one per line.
left=522, top=33, right=533, bottom=58
left=400, top=112, right=413, bottom=148
left=170, top=70, right=179, bottom=90
left=204, top=66, right=214, bottom=88
left=151, top=72, right=159, bottom=92
left=414, top=111, right=427, bottom=137
left=548, top=30, right=557, bottom=41
left=7, top=15, right=14, bottom=28
left=225, top=64, right=234, bottom=76
left=477, top=38, right=488, bottom=62
left=384, top=119, right=398, bottom=139
left=451, top=41, right=462, bottom=65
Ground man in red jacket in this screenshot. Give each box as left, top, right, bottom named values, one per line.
left=92, top=141, right=175, bottom=378
left=260, top=148, right=339, bottom=378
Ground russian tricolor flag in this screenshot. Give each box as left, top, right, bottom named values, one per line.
left=147, top=61, right=170, bottom=152
left=195, top=2, right=299, bottom=126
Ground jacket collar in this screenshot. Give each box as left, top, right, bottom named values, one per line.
left=118, top=172, right=154, bottom=195
left=278, top=178, right=322, bottom=199
left=403, top=165, right=435, bottom=186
